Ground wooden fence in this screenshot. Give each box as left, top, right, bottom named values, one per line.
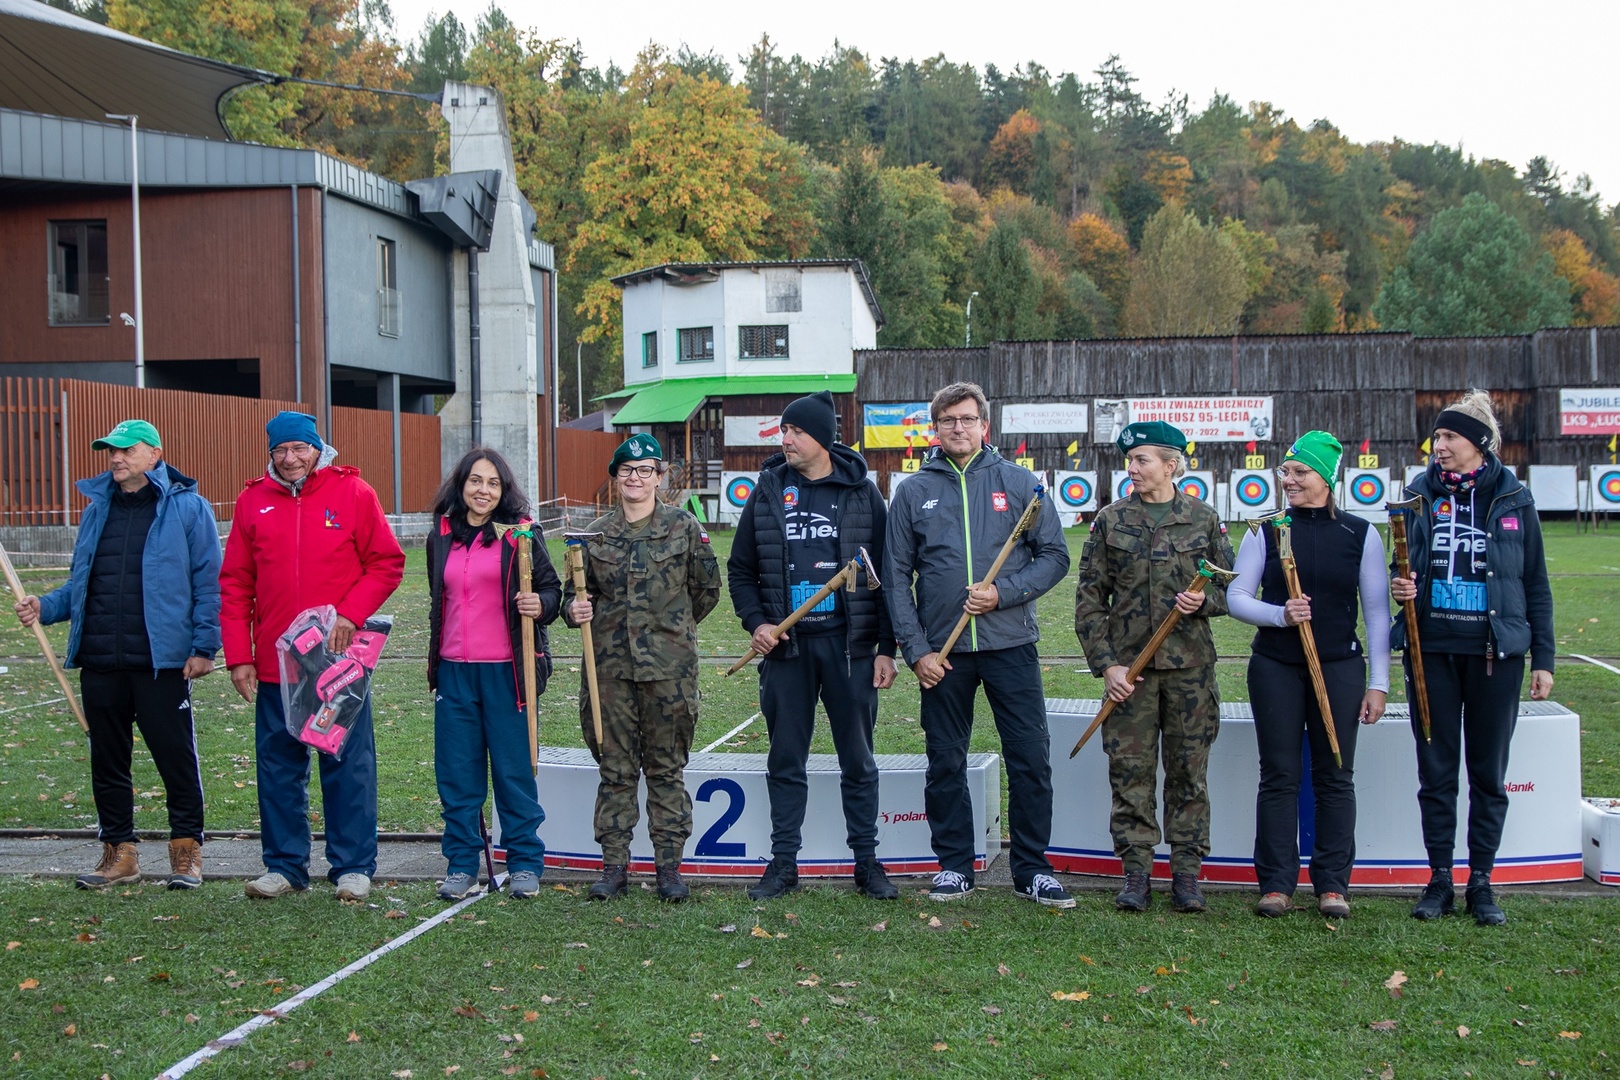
left=856, top=327, right=1620, bottom=478
left=556, top=427, right=622, bottom=504
left=0, top=378, right=441, bottom=524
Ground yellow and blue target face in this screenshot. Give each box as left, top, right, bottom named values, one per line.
left=1599, top=469, right=1620, bottom=506
left=1235, top=472, right=1272, bottom=507
left=725, top=475, right=755, bottom=509
left=1350, top=473, right=1386, bottom=506
left=1059, top=475, right=1094, bottom=508
left=1177, top=475, right=1210, bottom=502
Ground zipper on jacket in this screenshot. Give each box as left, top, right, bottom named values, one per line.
left=949, top=453, right=979, bottom=651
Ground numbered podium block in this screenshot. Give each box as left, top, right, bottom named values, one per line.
left=494, top=749, right=1002, bottom=877
left=1046, top=699, right=1582, bottom=885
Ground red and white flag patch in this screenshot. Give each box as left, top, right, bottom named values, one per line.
left=991, top=491, right=1009, bottom=512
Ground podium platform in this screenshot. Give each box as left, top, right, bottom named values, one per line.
left=494, top=748, right=1001, bottom=878
left=1047, top=699, right=1584, bottom=885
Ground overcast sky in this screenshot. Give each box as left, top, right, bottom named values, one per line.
left=388, top=0, right=1620, bottom=208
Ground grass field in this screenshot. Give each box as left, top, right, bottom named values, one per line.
left=0, top=521, right=1615, bottom=1077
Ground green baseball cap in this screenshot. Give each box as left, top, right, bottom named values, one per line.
left=1284, top=430, right=1343, bottom=484
left=1116, top=420, right=1187, bottom=456
left=608, top=432, right=663, bottom=477
left=91, top=419, right=162, bottom=451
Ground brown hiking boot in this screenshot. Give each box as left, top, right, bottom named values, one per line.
left=77, top=842, right=140, bottom=890
left=656, top=864, right=689, bottom=903
left=588, top=864, right=628, bottom=901
left=1114, top=869, right=1151, bottom=912
left=167, top=838, right=203, bottom=890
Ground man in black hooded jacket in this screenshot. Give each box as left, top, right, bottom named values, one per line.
left=728, top=391, right=899, bottom=901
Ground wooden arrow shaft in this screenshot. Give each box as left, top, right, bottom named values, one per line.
left=0, top=543, right=87, bottom=733
left=726, top=560, right=856, bottom=676
left=1069, top=574, right=1210, bottom=758
left=1388, top=515, right=1432, bottom=742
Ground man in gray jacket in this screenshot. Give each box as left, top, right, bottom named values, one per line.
left=884, top=382, right=1073, bottom=907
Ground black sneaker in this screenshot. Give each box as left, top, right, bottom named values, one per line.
left=1465, top=870, right=1505, bottom=926
left=1170, top=872, right=1207, bottom=913
left=1115, top=870, right=1151, bottom=912
left=853, top=857, right=898, bottom=900
left=656, top=864, right=689, bottom=904
left=1015, top=873, right=1076, bottom=909
left=927, top=869, right=974, bottom=901
left=1411, top=868, right=1454, bottom=921
left=747, top=856, right=799, bottom=901
left=587, top=864, right=628, bottom=902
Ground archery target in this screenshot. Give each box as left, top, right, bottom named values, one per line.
left=1228, top=469, right=1275, bottom=519
left=719, top=472, right=758, bottom=524
left=889, top=470, right=921, bottom=502
left=1053, top=470, right=1098, bottom=526
left=1113, top=473, right=1134, bottom=502
left=1592, top=466, right=1620, bottom=508
left=1177, top=471, right=1215, bottom=506
left=1339, top=467, right=1390, bottom=522
left=1529, top=465, right=1578, bottom=511
left=1405, top=464, right=1426, bottom=490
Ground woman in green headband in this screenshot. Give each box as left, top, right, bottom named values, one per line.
left=1227, top=431, right=1390, bottom=920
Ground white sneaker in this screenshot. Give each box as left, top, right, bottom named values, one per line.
left=928, top=869, right=974, bottom=902
left=244, top=871, right=298, bottom=899
left=335, top=873, right=371, bottom=902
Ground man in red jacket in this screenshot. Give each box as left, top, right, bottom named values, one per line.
left=221, top=411, right=405, bottom=901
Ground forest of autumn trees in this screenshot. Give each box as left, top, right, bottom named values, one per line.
left=50, top=0, right=1620, bottom=415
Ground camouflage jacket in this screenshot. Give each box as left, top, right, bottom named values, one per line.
left=1074, top=491, right=1235, bottom=673
left=563, top=502, right=720, bottom=681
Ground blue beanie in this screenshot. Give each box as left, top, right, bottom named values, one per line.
left=266, top=411, right=322, bottom=451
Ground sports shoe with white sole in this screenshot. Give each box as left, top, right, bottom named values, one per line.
left=928, top=869, right=974, bottom=901
left=438, top=872, right=481, bottom=901
left=335, top=873, right=371, bottom=902
left=1015, top=873, right=1076, bottom=909
left=244, top=871, right=299, bottom=899
left=507, top=870, right=541, bottom=899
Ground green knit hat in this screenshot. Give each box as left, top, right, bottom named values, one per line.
left=608, top=433, right=663, bottom=477
left=1116, top=420, right=1188, bottom=456
left=1284, top=430, right=1344, bottom=484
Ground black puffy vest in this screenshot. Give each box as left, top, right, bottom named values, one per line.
left=1251, top=506, right=1370, bottom=666
left=78, top=484, right=158, bottom=671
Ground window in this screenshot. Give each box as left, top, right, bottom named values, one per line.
left=739, top=324, right=789, bottom=359
left=642, top=331, right=659, bottom=368
left=48, top=221, right=109, bottom=326
left=764, top=269, right=802, bottom=313
left=678, top=326, right=715, bottom=363
left=377, top=237, right=399, bottom=336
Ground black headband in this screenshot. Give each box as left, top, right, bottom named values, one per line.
left=1433, top=409, right=1491, bottom=450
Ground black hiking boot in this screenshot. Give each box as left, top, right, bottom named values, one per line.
left=587, top=864, right=628, bottom=901
left=1170, top=872, right=1208, bottom=913
left=853, top=857, right=899, bottom=900
left=1115, top=869, right=1151, bottom=912
left=1465, top=870, right=1505, bottom=926
left=1410, top=868, right=1455, bottom=921
left=655, top=864, right=689, bottom=903
left=747, top=856, right=799, bottom=900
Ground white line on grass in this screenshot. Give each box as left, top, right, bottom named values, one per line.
left=157, top=887, right=494, bottom=1079
left=700, top=712, right=761, bottom=753
left=1571, top=653, right=1620, bottom=675
left=0, top=697, right=64, bottom=717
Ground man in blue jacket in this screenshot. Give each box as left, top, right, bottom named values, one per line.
left=885, top=382, right=1074, bottom=907
left=728, top=391, right=899, bottom=901
left=13, top=420, right=221, bottom=890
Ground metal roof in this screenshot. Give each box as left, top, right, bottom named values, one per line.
left=0, top=0, right=272, bottom=140
left=601, top=374, right=858, bottom=426
left=610, top=259, right=885, bottom=329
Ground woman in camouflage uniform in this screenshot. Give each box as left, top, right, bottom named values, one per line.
left=1074, top=421, right=1235, bottom=915
left=565, top=434, right=721, bottom=903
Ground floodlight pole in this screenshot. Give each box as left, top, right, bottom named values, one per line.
left=965, top=291, right=979, bottom=348
left=106, top=113, right=145, bottom=388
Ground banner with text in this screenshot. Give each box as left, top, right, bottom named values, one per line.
left=863, top=403, right=935, bottom=449
left=724, top=415, right=783, bottom=447
left=1560, top=388, right=1620, bottom=435
left=1001, top=402, right=1089, bottom=434
left=1125, top=397, right=1275, bottom=442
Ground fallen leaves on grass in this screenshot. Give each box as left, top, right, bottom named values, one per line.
left=932, top=1042, right=948, bottom=1052
left=185, top=1014, right=199, bottom=1024
left=1384, top=970, right=1408, bottom=998
left=1378, top=1067, right=1393, bottom=1080
left=982, top=1005, right=1002, bottom=1016
left=62, top=1024, right=76, bottom=1037
left=564, top=943, right=588, bottom=950
left=1369, top=1020, right=1398, bottom=1032
left=18, top=979, right=38, bottom=990
left=717, top=924, right=736, bottom=934
left=1051, top=990, right=1090, bottom=1002
left=869, top=920, right=888, bottom=932
left=347, top=1031, right=361, bottom=1043
left=384, top=911, right=408, bottom=919
left=735, top=959, right=753, bottom=970
left=1559, top=1031, right=1582, bottom=1039
left=1078, top=955, right=1095, bottom=966
left=1457, top=1025, right=1470, bottom=1037
left=795, top=975, right=820, bottom=987
left=750, top=926, right=772, bottom=940
left=444, top=1068, right=460, bottom=1076
left=996, top=963, right=1011, bottom=977
left=390, top=1072, right=413, bottom=1079
left=5, top=943, right=17, bottom=950
left=926, top=917, right=943, bottom=928
left=452, top=1005, right=482, bottom=1020
left=523, top=1011, right=539, bottom=1022
left=1153, top=964, right=1183, bottom=976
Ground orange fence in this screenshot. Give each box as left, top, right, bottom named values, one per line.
left=0, top=378, right=441, bottom=523
left=556, top=427, right=621, bottom=504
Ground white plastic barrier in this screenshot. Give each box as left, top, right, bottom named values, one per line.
left=1581, top=798, right=1620, bottom=885
left=1047, top=699, right=1582, bottom=885
left=494, top=748, right=1002, bottom=878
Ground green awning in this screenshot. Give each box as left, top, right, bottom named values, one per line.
left=603, top=375, right=857, bottom=426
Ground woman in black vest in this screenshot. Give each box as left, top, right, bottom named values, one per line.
left=1229, top=431, right=1390, bottom=919
left=1391, top=390, right=1554, bottom=926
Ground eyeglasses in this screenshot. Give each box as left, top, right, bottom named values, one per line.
left=1275, top=466, right=1317, bottom=481
left=935, top=416, right=982, bottom=430
left=271, top=443, right=313, bottom=460
left=616, top=464, right=658, bottom=479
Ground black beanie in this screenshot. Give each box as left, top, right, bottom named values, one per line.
left=780, top=391, right=838, bottom=451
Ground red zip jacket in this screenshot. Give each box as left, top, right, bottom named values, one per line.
left=221, top=464, right=406, bottom=682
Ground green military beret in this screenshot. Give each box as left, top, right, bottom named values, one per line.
left=608, top=432, right=663, bottom=477
left=1116, top=420, right=1188, bottom=455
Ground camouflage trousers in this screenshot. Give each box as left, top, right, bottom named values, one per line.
left=1100, top=666, right=1220, bottom=875
left=587, top=674, right=698, bottom=866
